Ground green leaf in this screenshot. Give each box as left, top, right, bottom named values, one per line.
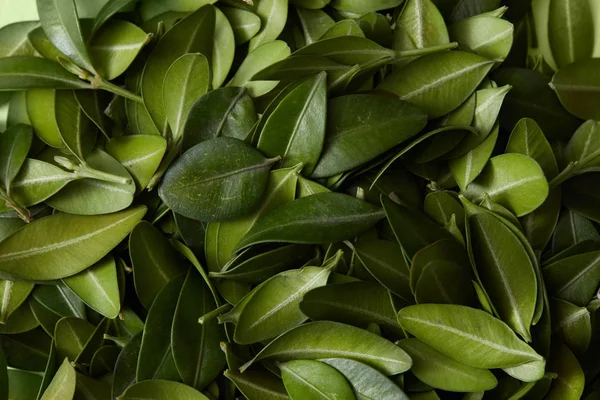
left=464, top=154, right=549, bottom=217
left=506, top=118, right=560, bottom=252
left=33, top=284, right=85, bottom=319
left=0, top=205, right=146, bottom=280
left=0, top=280, right=34, bottom=324
left=228, top=40, right=291, bottom=97
left=205, top=165, right=300, bottom=272
left=29, top=297, right=61, bottom=337
left=112, top=332, right=142, bottom=399
left=393, top=0, right=449, bottom=52
left=310, top=94, right=427, bottom=178
left=550, top=58, right=600, bottom=120
left=182, top=86, right=257, bottom=151
left=89, top=19, right=149, bottom=80
left=398, top=338, right=497, bottom=392
left=449, top=124, right=499, bottom=191
left=36, top=0, right=95, bottom=73
left=172, top=269, right=226, bottom=390
left=258, top=72, right=327, bottom=174
left=54, top=90, right=95, bottom=163
left=89, top=345, right=119, bottom=377
left=234, top=265, right=332, bottom=344
left=26, top=89, right=62, bottom=148
left=0, top=347, right=7, bottom=400
left=54, top=317, right=94, bottom=361
left=296, top=8, right=335, bottom=45
left=105, top=134, right=167, bottom=192
left=45, top=149, right=136, bottom=215
left=163, top=53, right=210, bottom=141
left=0, top=301, right=39, bottom=334
left=241, top=321, right=412, bottom=375
left=159, top=137, right=277, bottom=222
left=0, top=124, right=33, bottom=193
left=39, top=358, right=75, bottom=400
left=75, top=90, right=112, bottom=140
left=92, top=0, right=138, bottom=34
left=295, top=36, right=395, bottom=66
left=141, top=5, right=215, bottom=135
left=137, top=275, right=185, bottom=382
left=378, top=51, right=494, bottom=119
left=73, top=318, right=109, bottom=365
left=320, top=358, right=409, bottom=400
left=545, top=343, right=584, bottom=400
left=280, top=360, right=356, bottom=400
left=397, top=304, right=543, bottom=369
left=381, top=195, right=453, bottom=258
left=8, top=369, right=43, bottom=400
left=0, top=21, right=38, bottom=57
left=224, top=369, right=288, bottom=400
left=0, top=56, right=91, bottom=91
left=28, top=26, right=63, bottom=62
left=563, top=173, right=600, bottom=223
left=331, top=0, right=403, bottom=13
left=221, top=6, right=261, bottom=45
left=234, top=192, right=385, bottom=251
left=551, top=209, right=599, bottom=255
left=548, top=0, right=594, bottom=68
left=0, top=329, right=50, bottom=371
left=552, top=298, right=591, bottom=357
left=564, top=120, right=600, bottom=171
left=467, top=212, right=537, bottom=341
left=213, top=8, right=235, bottom=89
left=248, top=0, right=288, bottom=51
left=449, top=16, right=514, bottom=60
left=62, top=256, right=120, bottom=319
left=120, top=380, right=210, bottom=400
left=424, top=191, right=465, bottom=229
left=291, top=0, right=331, bottom=8
left=129, top=221, right=186, bottom=309
left=352, top=240, right=412, bottom=301
left=544, top=250, right=600, bottom=306
left=300, top=281, right=404, bottom=336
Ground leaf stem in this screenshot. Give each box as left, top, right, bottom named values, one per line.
left=55, top=156, right=132, bottom=185
left=0, top=188, right=31, bottom=223
left=199, top=304, right=232, bottom=324
left=395, top=42, right=459, bottom=59
left=91, top=76, right=144, bottom=103
left=548, top=161, right=579, bottom=189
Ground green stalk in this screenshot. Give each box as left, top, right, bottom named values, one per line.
left=55, top=156, right=132, bottom=185
left=548, top=161, right=579, bottom=189
left=0, top=188, right=31, bottom=223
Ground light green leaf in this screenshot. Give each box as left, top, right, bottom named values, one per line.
left=26, top=89, right=62, bottom=148
left=450, top=124, right=499, bottom=191
left=213, top=8, right=235, bottom=89
left=0, top=57, right=91, bottom=91
left=378, top=51, right=494, bottom=119
left=0, top=205, right=146, bottom=280
left=228, top=40, right=291, bottom=97
left=40, top=358, right=75, bottom=400
left=62, top=256, right=120, bottom=319
left=464, top=154, right=549, bottom=217
left=548, top=0, right=594, bottom=68
left=393, top=0, right=449, bottom=52
left=75, top=90, right=112, bottom=140
left=280, top=360, right=356, bottom=400
left=54, top=90, right=95, bottom=163
left=0, top=124, right=33, bottom=193
left=397, top=304, right=544, bottom=369
left=0, top=21, right=38, bottom=57
left=449, top=16, right=514, bottom=60
left=0, top=280, right=34, bottom=324
left=546, top=343, right=584, bottom=400
left=163, top=53, right=210, bottom=141
left=36, top=0, right=95, bottom=73
left=331, top=0, right=403, bottom=13
left=248, top=0, right=288, bottom=51
left=89, top=19, right=149, bottom=80
left=221, top=6, right=261, bottom=45
left=92, top=0, right=138, bottom=34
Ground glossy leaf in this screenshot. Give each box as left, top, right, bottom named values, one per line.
left=221, top=6, right=261, bottom=45
left=75, top=90, right=112, bottom=140
left=552, top=298, right=591, bottom=356
left=89, top=19, right=149, bottom=80
left=0, top=280, right=34, bottom=324
left=32, top=284, right=85, bottom=319
left=141, top=5, right=215, bottom=135
left=54, top=317, right=94, bottom=361
left=0, top=124, right=33, bottom=193
left=182, top=86, right=257, bottom=151
left=248, top=0, right=288, bottom=51
left=0, top=328, right=50, bottom=371
left=159, top=137, right=277, bottom=222
left=235, top=192, right=385, bottom=251
left=120, top=380, right=210, bottom=400
left=212, top=8, right=235, bottom=89
left=294, top=36, right=395, bottom=66
left=92, top=0, right=138, bottom=34
left=296, top=8, right=335, bottom=45
left=544, top=250, right=600, bottom=306
left=137, top=276, right=184, bottom=382
left=378, top=51, right=494, bottom=118
left=129, top=221, right=185, bottom=309
left=280, top=360, right=356, bottom=400
left=468, top=212, right=537, bottom=341
left=310, top=94, right=427, bottom=178
left=258, top=72, right=327, bottom=174
left=26, top=89, right=62, bottom=148
left=398, top=338, right=497, bottom=392
left=450, top=124, right=499, bottom=191
left=105, top=134, right=167, bottom=192
left=228, top=40, right=291, bottom=97
left=564, top=120, right=600, bottom=171
left=242, top=321, right=412, bottom=375
left=54, top=90, right=95, bottom=163
left=0, top=205, right=146, bottom=280
left=464, top=154, right=549, bottom=217
left=39, top=358, right=75, bottom=400
left=172, top=270, right=225, bottom=390
left=331, top=0, right=403, bottom=13
left=320, top=358, right=409, bottom=400
left=300, top=281, right=404, bottom=336
left=234, top=265, right=332, bottom=344
left=224, top=368, right=288, bottom=400
left=0, top=56, right=91, bottom=91
left=398, top=304, right=543, bottom=368
left=164, top=53, right=210, bottom=140
left=36, top=0, right=95, bottom=73
left=546, top=343, right=584, bottom=400
left=62, top=256, right=120, bottom=319
left=550, top=58, right=600, bottom=120
left=112, top=332, right=142, bottom=399
left=394, top=0, right=449, bottom=52
left=548, top=0, right=594, bottom=68
left=450, top=16, right=514, bottom=60
left=0, top=21, right=38, bottom=57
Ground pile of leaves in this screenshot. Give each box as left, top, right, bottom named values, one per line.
left=0, top=0, right=599, bottom=398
